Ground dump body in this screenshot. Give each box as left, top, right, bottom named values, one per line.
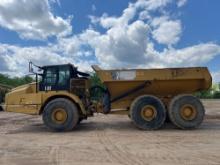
left=93, top=66, right=212, bottom=109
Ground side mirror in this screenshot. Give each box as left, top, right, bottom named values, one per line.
left=29, top=61, right=33, bottom=73
left=29, top=61, right=42, bottom=73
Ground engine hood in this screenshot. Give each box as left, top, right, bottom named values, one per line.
left=5, top=82, right=37, bottom=105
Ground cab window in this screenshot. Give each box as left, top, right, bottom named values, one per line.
left=44, top=68, right=57, bottom=85
left=58, top=67, right=70, bottom=86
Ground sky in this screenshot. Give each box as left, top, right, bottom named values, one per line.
left=0, top=0, right=220, bottom=82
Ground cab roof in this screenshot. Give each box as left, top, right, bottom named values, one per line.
left=41, top=63, right=76, bottom=69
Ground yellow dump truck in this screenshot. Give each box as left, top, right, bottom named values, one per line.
left=3, top=62, right=212, bottom=131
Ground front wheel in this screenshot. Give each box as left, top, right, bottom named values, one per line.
left=43, top=98, right=79, bottom=132
left=130, top=95, right=166, bottom=130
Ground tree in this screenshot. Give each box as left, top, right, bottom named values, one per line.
left=0, top=74, right=34, bottom=87
left=90, top=73, right=105, bottom=88
left=89, top=73, right=106, bottom=101
left=195, top=83, right=220, bottom=99
left=0, top=74, right=34, bottom=104
left=195, top=89, right=213, bottom=99
left=213, top=91, right=220, bottom=99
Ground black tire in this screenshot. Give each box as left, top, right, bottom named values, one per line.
left=130, top=95, right=166, bottom=130
left=43, top=98, right=79, bottom=132
left=168, top=95, right=205, bottom=129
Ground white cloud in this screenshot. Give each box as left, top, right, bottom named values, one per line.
left=79, top=21, right=149, bottom=68
left=92, top=4, right=96, bottom=12
left=212, top=72, right=220, bottom=83
left=0, top=0, right=219, bottom=77
left=78, top=27, right=220, bottom=69
left=91, top=0, right=172, bottom=29
left=139, top=10, right=150, bottom=20
left=135, top=0, right=172, bottom=11
left=50, top=0, right=61, bottom=7
left=92, top=2, right=137, bottom=29
left=158, top=43, right=220, bottom=67
left=177, top=0, right=187, bottom=7
left=0, top=43, right=95, bottom=76
left=0, top=44, right=70, bottom=74
left=152, top=19, right=182, bottom=46
left=0, top=0, right=72, bottom=40
left=57, top=36, right=83, bottom=56
left=60, top=0, right=220, bottom=70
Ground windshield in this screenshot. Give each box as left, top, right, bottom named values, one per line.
left=43, top=68, right=57, bottom=85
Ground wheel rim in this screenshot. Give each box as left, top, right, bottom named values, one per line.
left=52, top=108, right=68, bottom=124
left=141, top=105, right=157, bottom=121
left=180, top=104, right=197, bottom=121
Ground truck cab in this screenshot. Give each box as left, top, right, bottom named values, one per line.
left=4, top=63, right=91, bottom=129
left=39, top=64, right=89, bottom=92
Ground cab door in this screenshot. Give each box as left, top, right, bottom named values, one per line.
left=39, top=67, right=58, bottom=91
left=57, top=66, right=71, bottom=91
left=39, top=66, right=71, bottom=91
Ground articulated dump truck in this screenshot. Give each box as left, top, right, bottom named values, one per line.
left=3, top=62, right=212, bottom=131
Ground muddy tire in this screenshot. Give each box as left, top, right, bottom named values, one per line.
left=168, top=95, right=205, bottom=129
left=43, top=98, right=79, bottom=132
left=130, top=95, right=166, bottom=130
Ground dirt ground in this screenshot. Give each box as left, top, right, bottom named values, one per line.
left=0, top=100, right=220, bottom=165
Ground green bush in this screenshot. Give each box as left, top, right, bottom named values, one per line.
left=213, top=92, right=220, bottom=99
left=195, top=89, right=220, bottom=99
left=0, top=74, right=34, bottom=104
left=90, top=73, right=105, bottom=88
left=195, top=90, right=213, bottom=99
left=0, top=74, right=33, bottom=87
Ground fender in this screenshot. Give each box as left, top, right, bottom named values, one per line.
left=40, top=91, right=86, bottom=115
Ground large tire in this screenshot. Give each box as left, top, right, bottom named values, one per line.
left=130, top=95, right=166, bottom=130
left=43, top=98, right=79, bottom=132
left=168, top=95, right=205, bottom=129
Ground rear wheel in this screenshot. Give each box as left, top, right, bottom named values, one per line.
left=130, top=95, right=166, bottom=130
left=168, top=95, right=205, bottom=129
left=43, top=98, right=79, bottom=132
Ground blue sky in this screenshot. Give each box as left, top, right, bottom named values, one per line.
left=0, top=0, right=219, bottom=82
